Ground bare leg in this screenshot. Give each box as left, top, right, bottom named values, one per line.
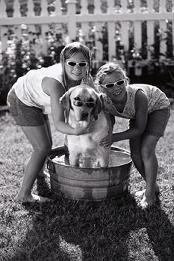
left=140, top=134, right=159, bottom=207
left=17, top=122, right=52, bottom=203
left=130, top=135, right=159, bottom=200
left=38, top=118, right=52, bottom=177
left=129, top=136, right=146, bottom=179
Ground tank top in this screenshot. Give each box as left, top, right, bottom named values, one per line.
left=102, top=84, right=170, bottom=119
left=12, top=63, right=64, bottom=114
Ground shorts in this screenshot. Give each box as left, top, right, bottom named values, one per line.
left=7, top=88, right=48, bottom=126
left=129, top=107, right=170, bottom=137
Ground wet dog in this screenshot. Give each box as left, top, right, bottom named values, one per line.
left=59, top=84, right=113, bottom=168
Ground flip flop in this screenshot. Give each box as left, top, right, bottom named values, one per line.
left=18, top=194, right=53, bottom=204
left=134, top=185, right=160, bottom=198
left=138, top=192, right=157, bottom=209
left=30, top=194, right=52, bottom=202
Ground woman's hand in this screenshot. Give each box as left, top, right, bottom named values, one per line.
left=74, top=122, right=91, bottom=135
left=100, top=134, right=113, bottom=148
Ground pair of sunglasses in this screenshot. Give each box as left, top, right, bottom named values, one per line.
left=66, top=61, right=88, bottom=67
left=73, top=100, right=95, bottom=108
left=101, top=79, right=126, bottom=88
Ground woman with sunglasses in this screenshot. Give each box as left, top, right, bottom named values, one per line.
left=7, top=42, right=93, bottom=203
left=95, top=62, right=170, bottom=208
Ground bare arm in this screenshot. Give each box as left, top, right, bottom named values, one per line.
left=42, top=77, right=88, bottom=135
left=112, top=90, right=148, bottom=142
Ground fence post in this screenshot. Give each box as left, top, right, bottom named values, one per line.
left=66, top=0, right=77, bottom=41
left=13, top=0, right=21, bottom=17
left=159, top=20, right=167, bottom=57
left=0, top=0, right=6, bottom=18
left=147, top=21, right=154, bottom=59
left=55, top=0, right=62, bottom=15
left=28, top=0, right=35, bottom=17
left=120, top=21, right=129, bottom=52
left=108, top=22, right=116, bottom=61
left=41, top=0, right=48, bottom=16
left=0, top=26, right=8, bottom=52
left=81, top=0, right=88, bottom=14
left=147, top=0, right=154, bottom=13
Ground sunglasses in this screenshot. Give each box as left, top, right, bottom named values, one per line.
left=101, top=79, right=126, bottom=88
left=73, top=100, right=95, bottom=108
left=66, top=61, right=88, bottom=67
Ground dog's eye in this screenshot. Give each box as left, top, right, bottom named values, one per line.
left=87, top=98, right=94, bottom=103
left=74, top=96, right=81, bottom=100
left=73, top=100, right=83, bottom=107
left=85, top=98, right=95, bottom=108
left=86, top=102, right=95, bottom=108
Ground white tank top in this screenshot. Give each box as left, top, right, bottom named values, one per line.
left=12, top=63, right=64, bottom=114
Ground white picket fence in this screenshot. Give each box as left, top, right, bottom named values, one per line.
left=0, top=0, right=174, bottom=63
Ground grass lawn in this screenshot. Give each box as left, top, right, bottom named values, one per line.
left=0, top=109, right=174, bottom=261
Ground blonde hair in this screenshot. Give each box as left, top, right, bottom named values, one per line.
left=95, top=62, right=127, bottom=90
left=60, top=42, right=92, bottom=90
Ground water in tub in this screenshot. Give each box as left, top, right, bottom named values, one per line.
left=52, top=149, right=131, bottom=168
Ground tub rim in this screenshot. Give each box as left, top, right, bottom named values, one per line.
left=47, top=145, right=132, bottom=171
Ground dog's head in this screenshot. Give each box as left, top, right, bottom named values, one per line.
left=60, top=84, right=103, bottom=122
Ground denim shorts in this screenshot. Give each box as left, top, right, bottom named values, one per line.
left=129, top=107, right=170, bottom=137
left=7, top=88, right=48, bottom=126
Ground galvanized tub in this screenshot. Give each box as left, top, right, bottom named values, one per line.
left=47, top=146, right=132, bottom=201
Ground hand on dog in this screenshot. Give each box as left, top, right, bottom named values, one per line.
left=74, top=122, right=91, bottom=135
left=100, top=134, right=112, bottom=148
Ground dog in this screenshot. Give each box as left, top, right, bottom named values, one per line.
left=59, top=83, right=113, bottom=168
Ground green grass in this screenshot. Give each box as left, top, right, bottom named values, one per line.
left=0, top=110, right=174, bottom=261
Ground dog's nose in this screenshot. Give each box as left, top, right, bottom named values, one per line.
left=81, top=112, right=89, bottom=120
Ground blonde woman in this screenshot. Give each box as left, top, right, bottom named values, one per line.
left=95, top=62, right=170, bottom=208
left=7, top=42, right=93, bottom=203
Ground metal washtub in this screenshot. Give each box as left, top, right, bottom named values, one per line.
left=47, top=146, right=132, bottom=201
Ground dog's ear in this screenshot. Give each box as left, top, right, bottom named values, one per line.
left=59, top=91, right=70, bottom=110
left=92, top=93, right=103, bottom=120
left=59, top=88, right=75, bottom=111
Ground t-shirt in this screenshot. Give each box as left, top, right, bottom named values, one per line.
left=12, top=63, right=63, bottom=114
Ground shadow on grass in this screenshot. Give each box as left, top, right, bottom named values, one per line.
left=7, top=179, right=174, bottom=261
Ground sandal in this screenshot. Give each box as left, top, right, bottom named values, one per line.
left=134, top=185, right=160, bottom=198
left=139, top=192, right=157, bottom=209
left=17, top=193, right=53, bottom=204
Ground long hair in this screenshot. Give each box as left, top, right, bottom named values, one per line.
left=60, top=42, right=92, bottom=90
